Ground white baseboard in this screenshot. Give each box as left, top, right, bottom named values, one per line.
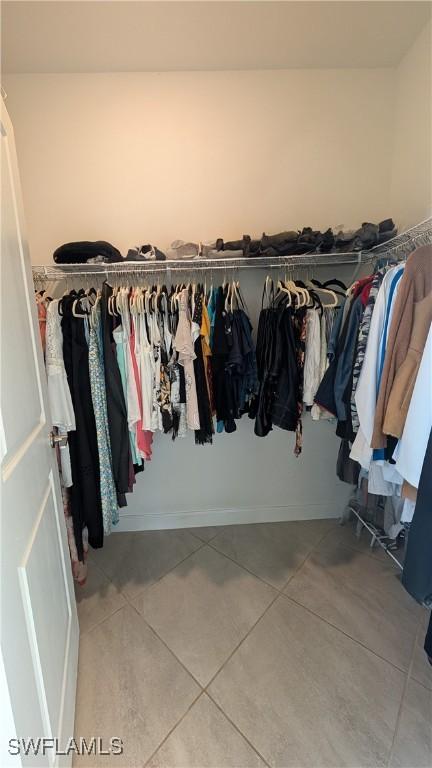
left=114, top=503, right=342, bottom=532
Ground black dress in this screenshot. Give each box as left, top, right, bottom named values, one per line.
left=100, top=283, right=131, bottom=506
left=61, top=295, right=103, bottom=557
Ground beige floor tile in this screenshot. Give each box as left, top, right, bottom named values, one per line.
left=390, top=679, right=432, bottom=767
left=208, top=596, right=405, bottom=768
left=147, top=693, right=266, bottom=767
left=322, top=522, right=404, bottom=566
left=411, top=610, right=432, bottom=691
left=187, top=526, right=221, bottom=543
left=210, top=518, right=336, bottom=589
left=74, top=605, right=200, bottom=767
left=75, top=561, right=126, bottom=635
left=133, top=545, right=276, bottom=685
left=90, top=529, right=202, bottom=600
left=285, top=539, right=420, bottom=671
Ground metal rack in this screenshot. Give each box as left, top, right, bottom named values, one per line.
left=32, top=217, right=432, bottom=284
left=343, top=504, right=404, bottom=570
left=32, top=250, right=369, bottom=285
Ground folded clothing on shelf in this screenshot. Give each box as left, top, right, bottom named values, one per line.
left=125, top=244, right=166, bottom=261
left=53, top=240, right=123, bottom=264
left=166, top=240, right=218, bottom=260
left=215, top=219, right=396, bottom=257
left=53, top=219, right=397, bottom=266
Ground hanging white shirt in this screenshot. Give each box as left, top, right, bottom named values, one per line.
left=350, top=266, right=404, bottom=470
left=393, top=321, right=432, bottom=490
left=45, top=300, right=76, bottom=487
left=303, top=308, right=321, bottom=406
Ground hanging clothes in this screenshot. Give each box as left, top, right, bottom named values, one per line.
left=100, top=282, right=131, bottom=507
left=192, top=291, right=213, bottom=444
left=61, top=294, right=103, bottom=557
left=350, top=266, right=405, bottom=475
left=45, top=299, right=76, bottom=486
left=372, top=244, right=432, bottom=448
left=393, top=322, right=432, bottom=498
left=253, top=282, right=305, bottom=454
left=402, top=427, right=432, bottom=607
left=88, top=304, right=119, bottom=535
left=303, top=308, right=321, bottom=407
left=174, top=288, right=200, bottom=431
left=350, top=269, right=385, bottom=434
left=42, top=296, right=88, bottom=583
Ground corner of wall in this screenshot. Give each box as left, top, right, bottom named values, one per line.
left=390, top=18, right=432, bottom=231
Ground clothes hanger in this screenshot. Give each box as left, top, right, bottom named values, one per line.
left=275, top=278, right=292, bottom=307
left=224, top=282, right=231, bottom=313
left=321, top=278, right=347, bottom=292
left=284, top=278, right=304, bottom=306
left=304, top=280, right=338, bottom=308
left=72, top=297, right=88, bottom=318
left=293, top=279, right=310, bottom=306
left=230, top=280, right=239, bottom=312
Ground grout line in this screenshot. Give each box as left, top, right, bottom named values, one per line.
left=319, top=534, right=403, bottom=571
left=92, top=536, right=206, bottom=602
left=205, top=692, right=271, bottom=768
left=141, top=690, right=205, bottom=768
left=128, top=539, right=208, bottom=604
left=195, top=524, right=342, bottom=694
left=279, top=591, right=412, bottom=678
left=206, top=540, right=281, bottom=592
left=203, top=590, right=281, bottom=692
left=207, top=522, right=337, bottom=595
left=278, top=523, right=337, bottom=591
left=188, top=529, right=221, bottom=545
left=386, top=616, right=425, bottom=768
left=126, top=595, right=205, bottom=690
left=78, top=603, right=126, bottom=638
left=409, top=613, right=432, bottom=694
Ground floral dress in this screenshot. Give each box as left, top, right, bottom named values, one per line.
left=88, top=305, right=119, bottom=533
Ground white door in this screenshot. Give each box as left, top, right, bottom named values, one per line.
left=1, top=100, right=79, bottom=766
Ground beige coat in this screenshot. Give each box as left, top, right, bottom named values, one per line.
left=372, top=244, right=432, bottom=449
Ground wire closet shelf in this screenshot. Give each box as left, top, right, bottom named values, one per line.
left=31, top=218, right=432, bottom=284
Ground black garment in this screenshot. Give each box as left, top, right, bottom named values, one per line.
left=253, top=300, right=301, bottom=437
left=53, top=241, right=123, bottom=264
left=211, top=288, right=257, bottom=432
left=251, top=306, right=276, bottom=436
left=271, top=306, right=301, bottom=431
left=125, top=244, right=166, bottom=261
left=61, top=296, right=103, bottom=557
left=402, top=428, right=432, bottom=607
left=336, top=439, right=360, bottom=485
left=315, top=295, right=357, bottom=416
left=212, top=288, right=238, bottom=432
left=100, top=283, right=131, bottom=506
left=425, top=615, right=432, bottom=663
left=215, top=235, right=251, bottom=256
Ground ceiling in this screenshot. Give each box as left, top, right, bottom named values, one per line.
left=2, top=1, right=431, bottom=74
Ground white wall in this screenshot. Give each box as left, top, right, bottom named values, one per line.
left=390, top=20, right=432, bottom=230
left=5, top=68, right=396, bottom=264
left=4, top=66, right=406, bottom=528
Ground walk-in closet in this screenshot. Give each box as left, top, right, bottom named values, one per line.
left=1, top=2, right=431, bottom=767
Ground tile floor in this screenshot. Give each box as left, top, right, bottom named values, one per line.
left=74, top=519, right=432, bottom=768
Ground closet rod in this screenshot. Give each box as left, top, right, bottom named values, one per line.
left=32, top=251, right=369, bottom=281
